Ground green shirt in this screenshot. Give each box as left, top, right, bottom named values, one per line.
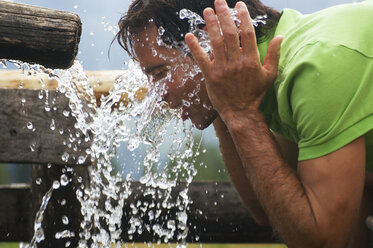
left=258, top=1, right=373, bottom=171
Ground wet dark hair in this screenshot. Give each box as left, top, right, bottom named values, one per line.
left=115, top=0, right=281, bottom=58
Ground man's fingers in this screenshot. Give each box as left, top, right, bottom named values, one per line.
left=203, top=8, right=225, bottom=68
left=263, top=35, right=283, bottom=80
left=185, top=33, right=212, bottom=74
left=214, top=0, right=240, bottom=61
left=236, top=2, right=259, bottom=61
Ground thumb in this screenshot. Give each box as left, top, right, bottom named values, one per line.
left=263, top=35, right=283, bottom=81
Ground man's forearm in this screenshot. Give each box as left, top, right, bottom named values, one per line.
left=222, top=110, right=325, bottom=247
left=213, top=117, right=270, bottom=225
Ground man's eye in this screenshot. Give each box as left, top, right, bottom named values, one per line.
left=153, top=70, right=168, bottom=80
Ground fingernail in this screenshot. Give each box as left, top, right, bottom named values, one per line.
left=236, top=1, right=247, bottom=11
left=215, top=0, right=226, bottom=11
left=204, top=8, right=215, bottom=20
left=242, top=2, right=248, bottom=9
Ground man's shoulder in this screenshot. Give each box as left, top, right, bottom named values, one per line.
left=277, top=1, right=373, bottom=63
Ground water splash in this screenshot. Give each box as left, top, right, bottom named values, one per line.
left=5, top=56, right=200, bottom=247
left=177, top=8, right=267, bottom=55
left=27, top=186, right=54, bottom=248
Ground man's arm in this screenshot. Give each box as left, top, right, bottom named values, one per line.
left=213, top=116, right=270, bottom=225
left=214, top=116, right=300, bottom=226
left=224, top=110, right=365, bottom=247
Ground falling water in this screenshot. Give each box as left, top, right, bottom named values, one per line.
left=8, top=6, right=263, bottom=248
left=28, top=187, right=54, bottom=248
left=6, top=56, right=199, bottom=248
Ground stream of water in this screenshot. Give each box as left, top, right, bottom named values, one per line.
left=6, top=8, right=266, bottom=248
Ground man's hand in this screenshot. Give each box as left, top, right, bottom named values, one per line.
left=185, top=0, right=282, bottom=119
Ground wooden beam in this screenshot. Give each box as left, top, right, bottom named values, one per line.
left=0, top=181, right=274, bottom=243
left=0, top=69, right=148, bottom=103
left=0, top=70, right=122, bottom=98
left=0, top=88, right=92, bottom=165
left=0, top=184, right=32, bottom=242
left=0, top=1, right=81, bottom=69
left=0, top=69, right=152, bottom=164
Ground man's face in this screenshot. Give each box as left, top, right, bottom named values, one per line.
left=133, top=24, right=217, bottom=129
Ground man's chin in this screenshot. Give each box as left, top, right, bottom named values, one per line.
left=190, top=110, right=218, bottom=130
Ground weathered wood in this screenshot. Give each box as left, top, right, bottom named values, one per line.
left=0, top=181, right=274, bottom=243
left=0, top=88, right=92, bottom=165
left=0, top=1, right=81, bottom=69
left=31, top=164, right=90, bottom=248
left=0, top=184, right=32, bottom=242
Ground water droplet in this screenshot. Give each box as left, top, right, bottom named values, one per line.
left=60, top=174, right=69, bottom=186
left=35, top=178, right=42, bottom=185
left=78, top=155, right=86, bottom=164
left=61, top=152, right=69, bottom=163
left=55, top=230, right=75, bottom=239
left=152, top=49, right=157, bottom=57
left=158, top=26, right=165, bottom=36
left=38, top=91, right=44, bottom=99
left=27, top=122, right=33, bottom=130
left=62, top=216, right=69, bottom=225
left=30, top=143, right=36, bottom=152
left=50, top=119, right=56, bottom=131
left=52, top=180, right=60, bottom=189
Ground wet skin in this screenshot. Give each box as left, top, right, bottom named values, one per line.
left=132, top=25, right=217, bottom=130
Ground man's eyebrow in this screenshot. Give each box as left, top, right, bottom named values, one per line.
left=144, top=64, right=167, bottom=74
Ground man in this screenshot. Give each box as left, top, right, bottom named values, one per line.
left=116, top=0, right=373, bottom=247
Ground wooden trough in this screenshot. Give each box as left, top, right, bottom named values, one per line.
left=0, top=70, right=275, bottom=246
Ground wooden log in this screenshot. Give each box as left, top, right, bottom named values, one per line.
left=0, top=182, right=275, bottom=243
left=0, top=184, right=32, bottom=242
left=0, top=1, right=81, bottom=69
left=0, top=88, right=92, bottom=165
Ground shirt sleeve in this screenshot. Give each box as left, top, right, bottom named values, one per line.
left=285, top=41, right=373, bottom=160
